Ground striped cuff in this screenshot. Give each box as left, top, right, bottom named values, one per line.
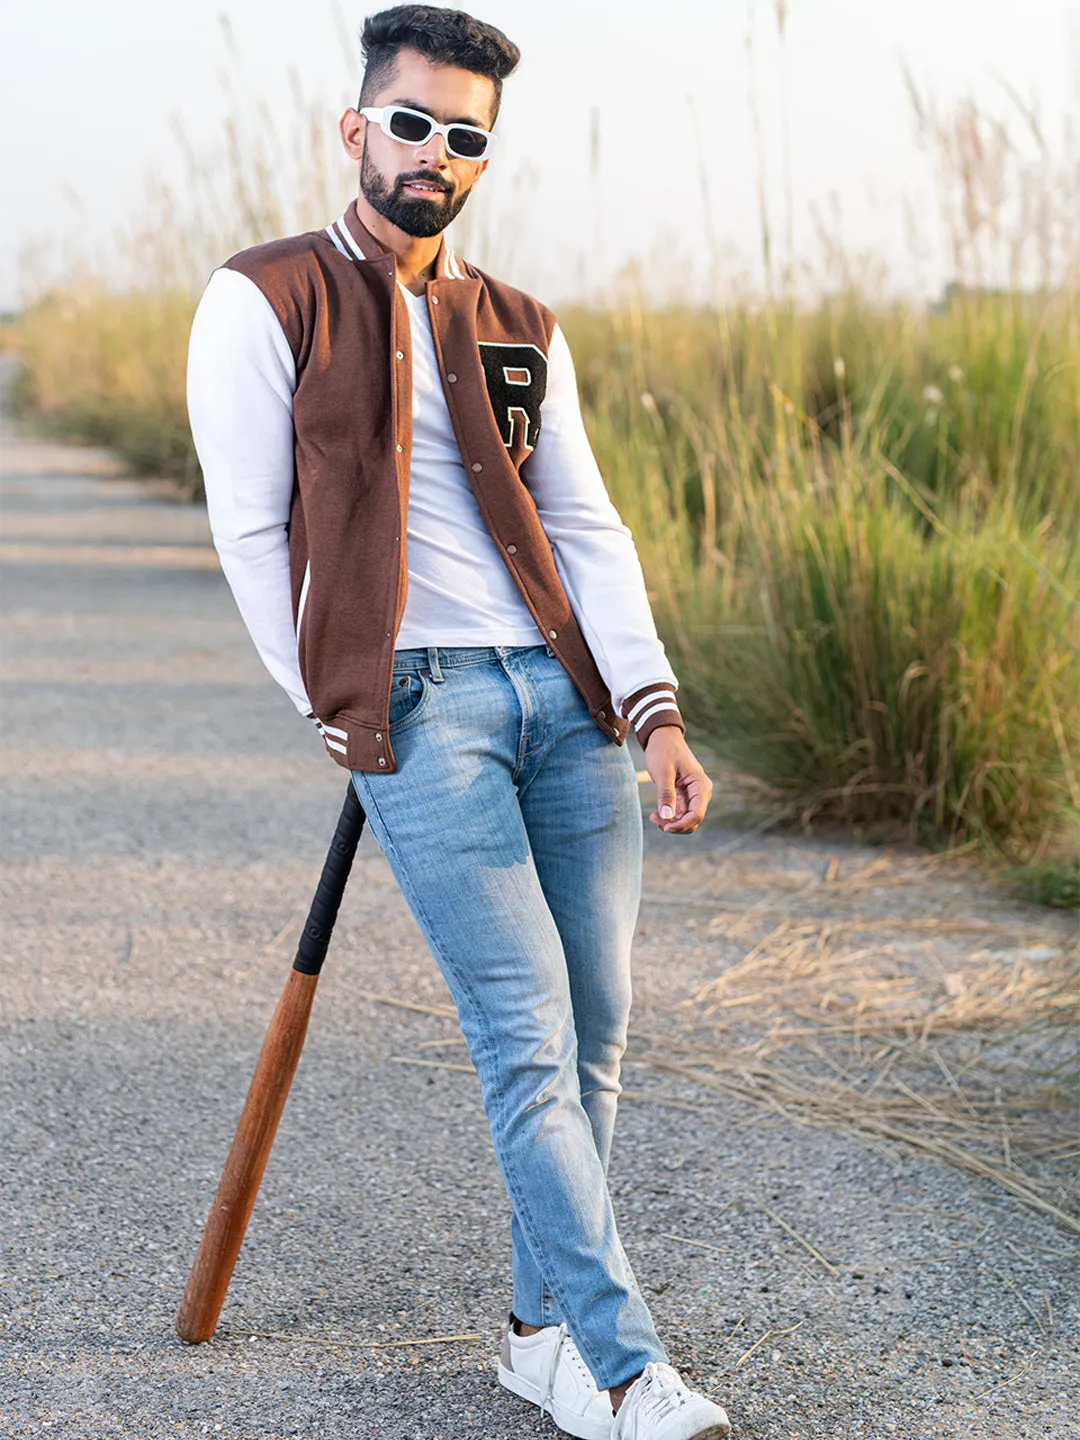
left=620, top=682, right=684, bottom=749
left=312, top=716, right=349, bottom=757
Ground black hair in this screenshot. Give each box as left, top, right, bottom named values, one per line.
left=358, top=5, right=520, bottom=121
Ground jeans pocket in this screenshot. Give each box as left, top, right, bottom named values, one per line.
left=388, top=670, right=432, bottom=733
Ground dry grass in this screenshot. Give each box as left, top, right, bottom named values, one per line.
left=216, top=1329, right=485, bottom=1350
left=689, top=917, right=1076, bottom=1038
left=651, top=851, right=1080, bottom=1233
left=630, top=1038, right=1079, bottom=1235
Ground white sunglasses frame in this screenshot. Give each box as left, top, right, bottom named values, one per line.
left=358, top=105, right=496, bottom=162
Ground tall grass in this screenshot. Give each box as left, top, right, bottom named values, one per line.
left=561, top=281, right=1079, bottom=865
left=8, top=52, right=1079, bottom=888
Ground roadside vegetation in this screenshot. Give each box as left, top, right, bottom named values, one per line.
left=8, top=54, right=1079, bottom=906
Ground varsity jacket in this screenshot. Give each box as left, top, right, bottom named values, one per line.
left=187, top=201, right=684, bottom=773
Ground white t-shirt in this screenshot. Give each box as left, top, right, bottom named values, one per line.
left=396, top=285, right=539, bottom=647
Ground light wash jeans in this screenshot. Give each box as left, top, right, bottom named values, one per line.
left=350, top=643, right=669, bottom=1390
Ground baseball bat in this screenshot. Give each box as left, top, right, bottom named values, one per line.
left=176, top=781, right=366, bottom=1344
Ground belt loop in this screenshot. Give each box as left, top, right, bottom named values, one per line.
left=426, top=645, right=445, bottom=683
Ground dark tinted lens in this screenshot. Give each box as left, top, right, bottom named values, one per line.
left=388, top=109, right=434, bottom=143
left=448, top=126, right=489, bottom=159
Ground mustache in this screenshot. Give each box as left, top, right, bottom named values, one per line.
left=395, top=170, right=452, bottom=196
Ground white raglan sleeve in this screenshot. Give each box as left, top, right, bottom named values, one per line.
left=526, top=323, right=684, bottom=747
left=186, top=267, right=313, bottom=718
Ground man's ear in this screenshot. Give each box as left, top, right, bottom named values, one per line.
left=339, top=108, right=366, bottom=162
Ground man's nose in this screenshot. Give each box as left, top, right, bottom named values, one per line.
left=415, top=131, right=450, bottom=168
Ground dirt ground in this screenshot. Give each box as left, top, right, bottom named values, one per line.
left=1, top=408, right=1077, bottom=1438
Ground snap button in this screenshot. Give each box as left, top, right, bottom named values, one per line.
left=598, top=710, right=606, bottom=720
left=471, top=462, right=483, bottom=473
left=447, top=372, right=458, bottom=383
left=548, top=630, right=558, bottom=640
left=396, top=443, right=404, bottom=453
left=375, top=733, right=382, bottom=741
left=396, top=350, right=405, bottom=360
left=377, top=757, right=387, bottom=766
left=431, top=295, right=439, bottom=304
left=506, top=544, right=517, bottom=555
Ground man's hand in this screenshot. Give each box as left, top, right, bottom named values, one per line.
left=643, top=726, right=713, bottom=834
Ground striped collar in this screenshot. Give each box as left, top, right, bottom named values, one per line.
left=324, top=199, right=466, bottom=279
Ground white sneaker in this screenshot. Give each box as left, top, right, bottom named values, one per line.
left=497, top=1317, right=615, bottom=1440
left=611, top=1362, right=731, bottom=1440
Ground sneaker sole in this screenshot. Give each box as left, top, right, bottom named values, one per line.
left=637, top=1414, right=730, bottom=1440
left=681, top=1412, right=731, bottom=1440
left=497, top=1361, right=613, bottom=1440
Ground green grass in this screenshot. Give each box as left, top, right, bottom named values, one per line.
left=560, top=294, right=1079, bottom=875
left=11, top=286, right=201, bottom=491
left=1007, top=860, right=1080, bottom=910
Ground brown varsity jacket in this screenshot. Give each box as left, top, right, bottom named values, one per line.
left=220, top=201, right=683, bottom=773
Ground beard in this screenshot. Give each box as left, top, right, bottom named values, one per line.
left=360, top=142, right=471, bottom=238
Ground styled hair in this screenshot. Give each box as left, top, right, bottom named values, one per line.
left=358, top=5, right=520, bottom=121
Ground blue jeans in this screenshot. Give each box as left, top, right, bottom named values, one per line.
left=350, top=643, right=668, bottom=1390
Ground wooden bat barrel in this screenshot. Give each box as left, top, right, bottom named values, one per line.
left=176, top=783, right=365, bottom=1343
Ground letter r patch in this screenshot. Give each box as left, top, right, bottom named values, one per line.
left=478, top=342, right=548, bottom=464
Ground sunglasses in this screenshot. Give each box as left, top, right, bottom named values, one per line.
left=359, top=105, right=496, bottom=162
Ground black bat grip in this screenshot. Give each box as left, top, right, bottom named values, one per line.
left=293, top=782, right=366, bottom=975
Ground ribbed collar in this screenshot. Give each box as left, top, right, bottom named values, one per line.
left=324, top=199, right=464, bottom=279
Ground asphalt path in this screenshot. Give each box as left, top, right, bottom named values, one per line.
left=1, top=406, right=1076, bottom=1439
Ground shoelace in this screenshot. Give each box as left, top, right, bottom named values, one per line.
left=539, top=1325, right=596, bottom=1412
left=539, top=1326, right=568, bottom=1412
left=630, top=1363, right=691, bottom=1424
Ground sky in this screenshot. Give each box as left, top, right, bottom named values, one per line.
left=1, top=0, right=1077, bottom=310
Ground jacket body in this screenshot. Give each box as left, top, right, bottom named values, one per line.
left=224, top=203, right=635, bottom=773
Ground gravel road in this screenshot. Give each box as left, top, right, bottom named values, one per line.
left=1, top=408, right=1077, bottom=1439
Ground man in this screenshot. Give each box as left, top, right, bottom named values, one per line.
left=186, top=7, right=730, bottom=1438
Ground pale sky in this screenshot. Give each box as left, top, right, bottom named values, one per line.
left=1, top=0, right=1077, bottom=310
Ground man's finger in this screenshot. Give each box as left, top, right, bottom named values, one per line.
left=654, top=766, right=678, bottom=821
left=661, top=773, right=710, bottom=832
